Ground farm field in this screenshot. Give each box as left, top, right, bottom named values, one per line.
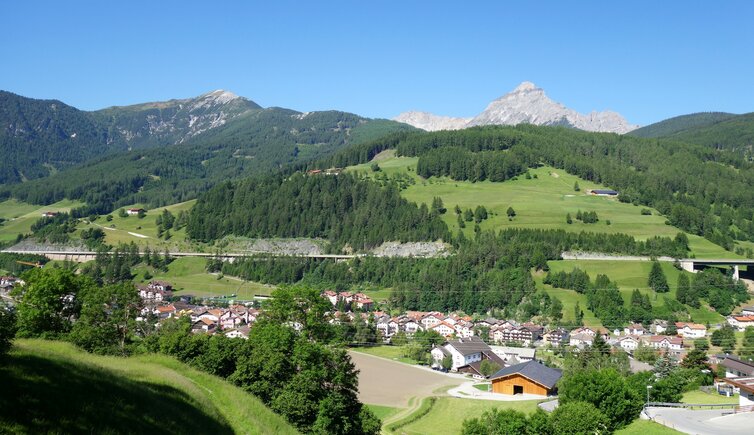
left=348, top=153, right=734, bottom=259
left=0, top=199, right=84, bottom=243
left=348, top=350, right=464, bottom=407
left=0, top=339, right=296, bottom=434
left=133, top=257, right=276, bottom=299
left=539, top=260, right=729, bottom=327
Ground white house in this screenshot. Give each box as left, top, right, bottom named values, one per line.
left=675, top=322, right=707, bottom=339
left=728, top=315, right=754, bottom=332
left=741, top=306, right=754, bottom=316
left=720, top=355, right=754, bottom=378
left=489, top=346, right=536, bottom=363
left=616, top=335, right=640, bottom=352
left=646, top=335, right=683, bottom=350
left=624, top=323, right=647, bottom=336
left=569, top=332, right=594, bottom=348
left=421, top=313, right=445, bottom=329
left=431, top=337, right=489, bottom=371
left=431, top=321, right=456, bottom=338
left=127, top=208, right=145, bottom=216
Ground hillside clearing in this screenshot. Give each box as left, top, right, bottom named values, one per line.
left=347, top=156, right=733, bottom=259
left=0, top=339, right=297, bottom=434
left=133, top=257, right=276, bottom=299
left=0, top=199, right=85, bottom=243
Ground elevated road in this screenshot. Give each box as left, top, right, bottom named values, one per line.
left=1, top=249, right=359, bottom=263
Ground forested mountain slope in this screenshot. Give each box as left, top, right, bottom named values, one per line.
left=629, top=112, right=737, bottom=138
left=0, top=90, right=260, bottom=184
left=1, top=103, right=413, bottom=215
left=319, top=125, right=754, bottom=250
left=631, top=111, right=754, bottom=153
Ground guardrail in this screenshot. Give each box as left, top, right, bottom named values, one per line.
left=647, top=402, right=737, bottom=409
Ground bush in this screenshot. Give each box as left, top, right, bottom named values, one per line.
left=551, top=401, right=609, bottom=435
left=0, top=303, right=18, bottom=356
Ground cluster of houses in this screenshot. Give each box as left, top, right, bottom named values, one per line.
left=323, top=290, right=374, bottom=311
left=137, top=280, right=260, bottom=339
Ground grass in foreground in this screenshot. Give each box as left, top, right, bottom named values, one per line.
left=397, top=397, right=542, bottom=435
left=365, top=404, right=401, bottom=421
left=615, top=419, right=683, bottom=435
left=134, top=257, right=276, bottom=299
left=0, top=339, right=297, bottom=434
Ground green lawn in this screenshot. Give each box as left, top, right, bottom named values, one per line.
left=473, top=383, right=491, bottom=392
left=0, top=199, right=85, bottom=243
left=77, top=200, right=197, bottom=250
left=0, top=339, right=296, bottom=434
left=350, top=345, right=422, bottom=365
left=365, top=404, right=401, bottom=421
left=681, top=390, right=738, bottom=405
left=398, top=397, right=542, bottom=435
left=540, top=260, right=726, bottom=327
left=348, top=156, right=732, bottom=259
left=134, top=257, right=276, bottom=299
left=615, top=419, right=682, bottom=435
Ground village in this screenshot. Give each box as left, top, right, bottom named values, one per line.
left=26, top=278, right=742, bottom=410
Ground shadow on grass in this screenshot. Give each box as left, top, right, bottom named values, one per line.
left=0, top=352, right=233, bottom=434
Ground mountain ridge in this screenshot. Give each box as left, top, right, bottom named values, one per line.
left=394, top=81, right=638, bottom=134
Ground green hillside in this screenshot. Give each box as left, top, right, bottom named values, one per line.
left=0, top=339, right=298, bottom=434
left=347, top=152, right=732, bottom=258
left=4, top=106, right=412, bottom=216
left=630, top=112, right=737, bottom=138
left=538, top=260, right=729, bottom=328
left=0, top=198, right=85, bottom=243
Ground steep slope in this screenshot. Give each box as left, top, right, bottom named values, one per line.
left=641, top=112, right=754, bottom=152
left=4, top=107, right=412, bottom=213
left=629, top=112, right=737, bottom=138
left=91, top=90, right=261, bottom=148
left=0, top=339, right=298, bottom=434
left=394, top=82, right=638, bottom=133
left=0, top=91, right=106, bottom=183
left=0, top=90, right=260, bottom=184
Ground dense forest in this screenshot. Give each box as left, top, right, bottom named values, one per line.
left=317, top=125, right=754, bottom=250
left=215, top=228, right=686, bottom=317
left=1, top=101, right=412, bottom=215
left=187, top=173, right=449, bottom=250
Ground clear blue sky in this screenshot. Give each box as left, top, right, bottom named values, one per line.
left=2, top=0, right=752, bottom=125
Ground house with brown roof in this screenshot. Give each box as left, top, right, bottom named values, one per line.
left=192, top=318, right=217, bottom=334
left=675, top=322, right=707, bottom=339
left=490, top=360, right=562, bottom=396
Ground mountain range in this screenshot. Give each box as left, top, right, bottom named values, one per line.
left=395, top=81, right=639, bottom=134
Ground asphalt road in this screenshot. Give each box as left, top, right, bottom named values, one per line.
left=647, top=407, right=754, bottom=435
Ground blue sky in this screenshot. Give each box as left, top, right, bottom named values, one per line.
left=2, top=0, right=752, bottom=125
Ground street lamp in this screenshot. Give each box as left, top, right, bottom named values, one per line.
left=646, top=385, right=653, bottom=409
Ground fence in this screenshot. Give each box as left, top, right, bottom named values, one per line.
left=646, top=402, right=737, bottom=409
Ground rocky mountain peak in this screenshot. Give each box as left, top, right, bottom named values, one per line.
left=395, top=82, right=638, bottom=134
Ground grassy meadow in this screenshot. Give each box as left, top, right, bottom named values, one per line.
left=0, top=339, right=297, bottom=434
left=0, top=199, right=84, bottom=243
left=539, top=259, right=729, bottom=327
left=133, top=256, right=276, bottom=299
left=347, top=152, right=732, bottom=259
left=76, top=200, right=198, bottom=250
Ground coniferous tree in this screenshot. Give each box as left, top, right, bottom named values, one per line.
left=648, top=262, right=670, bottom=293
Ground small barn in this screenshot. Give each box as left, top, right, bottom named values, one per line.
left=591, top=189, right=619, bottom=196
left=490, top=360, right=561, bottom=396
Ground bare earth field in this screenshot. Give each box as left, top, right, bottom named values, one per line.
left=349, top=351, right=463, bottom=407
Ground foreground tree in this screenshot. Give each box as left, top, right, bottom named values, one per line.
left=13, top=268, right=88, bottom=337
left=70, top=282, right=142, bottom=355
left=558, top=368, right=643, bottom=431
left=0, top=302, right=17, bottom=356
left=550, top=401, right=609, bottom=435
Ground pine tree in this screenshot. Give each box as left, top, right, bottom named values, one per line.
left=566, top=213, right=573, bottom=224
left=648, top=261, right=670, bottom=293
left=676, top=273, right=690, bottom=304
left=574, top=181, right=580, bottom=192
